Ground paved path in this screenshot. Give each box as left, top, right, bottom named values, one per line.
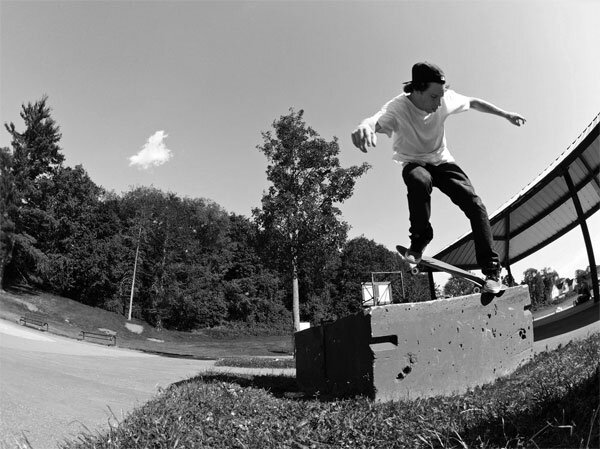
left=0, top=319, right=294, bottom=449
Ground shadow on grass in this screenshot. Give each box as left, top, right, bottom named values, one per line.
left=136, top=349, right=217, bottom=361
left=459, top=367, right=599, bottom=448
left=171, top=372, right=368, bottom=402
left=172, top=373, right=300, bottom=398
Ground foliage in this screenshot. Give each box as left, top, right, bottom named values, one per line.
left=223, top=214, right=290, bottom=329
left=1, top=97, right=295, bottom=331
left=575, top=269, right=588, bottom=284
left=333, top=237, right=431, bottom=320
left=522, top=267, right=559, bottom=308
left=63, top=334, right=600, bottom=449
left=254, top=109, right=370, bottom=329
left=1, top=97, right=447, bottom=333
left=1, top=97, right=64, bottom=287
left=0, top=146, right=17, bottom=287
left=444, top=274, right=477, bottom=297
left=214, top=357, right=295, bottom=369
left=38, top=165, right=107, bottom=297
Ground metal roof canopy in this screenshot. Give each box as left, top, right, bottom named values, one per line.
left=434, top=113, right=599, bottom=302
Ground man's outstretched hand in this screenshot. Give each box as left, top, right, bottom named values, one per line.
left=505, top=113, right=526, bottom=127
left=351, top=124, right=377, bottom=153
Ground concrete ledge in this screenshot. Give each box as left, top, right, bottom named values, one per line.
left=296, top=286, right=533, bottom=402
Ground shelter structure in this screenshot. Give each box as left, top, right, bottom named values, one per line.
left=433, top=113, right=599, bottom=302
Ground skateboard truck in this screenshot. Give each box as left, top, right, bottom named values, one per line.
left=409, top=265, right=481, bottom=293
left=396, top=245, right=504, bottom=303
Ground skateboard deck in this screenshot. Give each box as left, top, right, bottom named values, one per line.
left=396, top=245, right=505, bottom=302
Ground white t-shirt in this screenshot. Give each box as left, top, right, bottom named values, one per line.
left=369, top=89, right=471, bottom=165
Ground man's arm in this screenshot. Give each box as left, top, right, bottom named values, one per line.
left=469, top=98, right=526, bottom=126
left=351, top=118, right=382, bottom=153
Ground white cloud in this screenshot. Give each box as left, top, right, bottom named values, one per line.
left=129, top=130, right=173, bottom=170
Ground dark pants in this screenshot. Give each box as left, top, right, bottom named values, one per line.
left=402, top=162, right=500, bottom=275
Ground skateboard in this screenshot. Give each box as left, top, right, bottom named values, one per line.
left=396, top=245, right=505, bottom=302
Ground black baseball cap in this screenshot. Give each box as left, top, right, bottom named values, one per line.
left=407, top=62, right=446, bottom=84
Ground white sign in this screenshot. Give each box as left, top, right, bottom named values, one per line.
left=362, top=282, right=392, bottom=306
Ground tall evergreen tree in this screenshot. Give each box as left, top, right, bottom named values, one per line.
left=0, top=147, right=16, bottom=288
left=2, top=97, right=65, bottom=286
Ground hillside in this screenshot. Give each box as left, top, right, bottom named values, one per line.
left=0, top=287, right=293, bottom=359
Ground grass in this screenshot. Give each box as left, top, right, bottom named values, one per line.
left=215, top=356, right=296, bottom=369
left=0, top=287, right=293, bottom=358
left=2, top=287, right=598, bottom=448
left=59, top=334, right=599, bottom=449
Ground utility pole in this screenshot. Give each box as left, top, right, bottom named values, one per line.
left=128, top=226, right=142, bottom=321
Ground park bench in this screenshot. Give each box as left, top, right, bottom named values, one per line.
left=78, top=330, right=117, bottom=346
left=19, top=313, right=49, bottom=331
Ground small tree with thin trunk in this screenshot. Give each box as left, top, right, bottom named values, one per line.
left=254, top=109, right=369, bottom=331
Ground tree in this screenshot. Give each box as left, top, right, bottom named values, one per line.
left=0, top=147, right=16, bottom=288
left=541, top=267, right=559, bottom=302
left=224, top=214, right=289, bottom=330
left=444, top=275, right=477, bottom=298
left=152, top=195, right=232, bottom=330
left=575, top=269, right=588, bottom=285
left=254, top=109, right=370, bottom=330
left=115, top=187, right=237, bottom=329
left=336, top=238, right=391, bottom=315
left=337, top=238, right=394, bottom=312
left=522, top=268, right=543, bottom=306
left=37, top=165, right=105, bottom=295
left=522, top=267, right=559, bottom=307
left=5, top=96, right=64, bottom=185
left=2, top=97, right=65, bottom=286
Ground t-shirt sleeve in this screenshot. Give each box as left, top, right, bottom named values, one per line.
left=444, top=89, right=471, bottom=115
left=374, top=97, right=401, bottom=137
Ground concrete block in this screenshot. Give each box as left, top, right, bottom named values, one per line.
left=296, top=286, right=533, bottom=401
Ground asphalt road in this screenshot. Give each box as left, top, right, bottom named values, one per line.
left=0, top=320, right=294, bottom=449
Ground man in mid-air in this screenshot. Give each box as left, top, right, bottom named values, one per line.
left=351, top=62, right=526, bottom=293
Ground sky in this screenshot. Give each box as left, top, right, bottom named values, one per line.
left=1, top=0, right=599, bottom=286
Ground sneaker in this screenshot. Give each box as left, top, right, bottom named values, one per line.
left=405, top=239, right=430, bottom=264
left=483, top=273, right=502, bottom=294
left=404, top=248, right=422, bottom=264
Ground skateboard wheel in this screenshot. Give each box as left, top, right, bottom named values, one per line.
left=411, top=267, right=420, bottom=275
left=473, top=286, right=481, bottom=293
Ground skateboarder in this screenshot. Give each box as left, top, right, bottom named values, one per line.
left=351, top=62, right=526, bottom=294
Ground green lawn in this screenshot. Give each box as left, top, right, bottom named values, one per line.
left=2, top=287, right=598, bottom=448
left=62, top=334, right=599, bottom=449
left=0, top=287, right=293, bottom=359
